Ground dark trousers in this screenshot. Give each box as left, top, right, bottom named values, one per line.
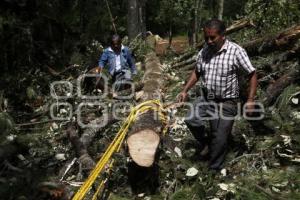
left=184, top=96, right=238, bottom=170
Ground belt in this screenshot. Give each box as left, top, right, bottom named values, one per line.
left=208, top=98, right=239, bottom=104
left=202, top=88, right=239, bottom=103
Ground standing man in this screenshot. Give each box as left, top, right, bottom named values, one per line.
left=96, top=34, right=137, bottom=91
left=177, top=19, right=257, bottom=171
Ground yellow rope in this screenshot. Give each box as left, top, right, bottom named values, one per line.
left=72, top=99, right=167, bottom=200
left=91, top=160, right=114, bottom=200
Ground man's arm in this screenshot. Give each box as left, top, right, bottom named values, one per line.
left=126, top=49, right=137, bottom=74
left=178, top=69, right=200, bottom=102
left=247, top=71, right=257, bottom=101
left=245, top=71, right=258, bottom=115
left=236, top=47, right=258, bottom=114
left=97, top=50, right=108, bottom=73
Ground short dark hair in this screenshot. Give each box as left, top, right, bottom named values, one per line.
left=111, top=34, right=121, bottom=44
left=203, top=19, right=226, bottom=35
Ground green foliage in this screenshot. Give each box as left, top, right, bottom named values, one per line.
left=146, top=0, right=196, bottom=36
left=234, top=168, right=300, bottom=200
left=170, top=187, right=196, bottom=200
left=0, top=0, right=127, bottom=72
left=245, top=0, right=300, bottom=34
left=127, top=37, right=152, bottom=62
left=156, top=0, right=194, bottom=27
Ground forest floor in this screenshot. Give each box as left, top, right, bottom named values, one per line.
left=155, top=36, right=189, bottom=56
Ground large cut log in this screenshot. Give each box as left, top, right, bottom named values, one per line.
left=263, top=62, right=300, bottom=106
left=127, top=37, right=165, bottom=168
left=243, top=25, right=300, bottom=57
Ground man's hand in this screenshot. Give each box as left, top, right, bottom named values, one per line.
left=95, top=67, right=101, bottom=74
left=177, top=69, right=199, bottom=103
left=177, top=91, right=188, bottom=103
left=88, top=67, right=101, bottom=74
left=246, top=71, right=257, bottom=116
left=245, top=99, right=255, bottom=116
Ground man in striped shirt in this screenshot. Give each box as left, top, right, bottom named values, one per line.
left=178, top=19, right=257, bottom=171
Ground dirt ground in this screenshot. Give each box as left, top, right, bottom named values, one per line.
left=155, top=36, right=190, bottom=56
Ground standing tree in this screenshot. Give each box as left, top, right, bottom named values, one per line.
left=193, top=0, right=203, bottom=46
left=127, top=0, right=147, bottom=40
left=156, top=0, right=194, bottom=48
left=217, top=0, right=224, bottom=20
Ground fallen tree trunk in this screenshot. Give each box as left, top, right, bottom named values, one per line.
left=263, top=62, right=300, bottom=106
left=270, top=45, right=300, bottom=72
left=173, top=56, right=197, bottom=69
left=126, top=36, right=165, bottom=194
left=182, top=62, right=196, bottom=71
left=243, top=25, right=300, bottom=57
left=127, top=37, right=165, bottom=167
left=225, top=18, right=255, bottom=35
left=66, top=113, right=118, bottom=171
left=258, top=46, right=300, bottom=84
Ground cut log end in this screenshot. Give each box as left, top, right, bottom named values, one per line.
left=127, top=129, right=160, bottom=167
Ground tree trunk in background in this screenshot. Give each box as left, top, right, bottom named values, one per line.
left=127, top=0, right=147, bottom=40
left=139, top=0, right=147, bottom=39
left=217, top=0, right=224, bottom=20
left=105, top=0, right=117, bottom=34
left=168, top=24, right=173, bottom=48
left=128, top=0, right=139, bottom=40
left=193, top=0, right=200, bottom=46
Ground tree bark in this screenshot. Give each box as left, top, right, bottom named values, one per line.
left=105, top=0, right=117, bottom=34
left=193, top=0, right=201, bottom=46
left=263, top=62, right=300, bottom=106
left=172, top=55, right=197, bottom=69
left=168, top=24, right=173, bottom=49
left=139, top=0, right=147, bottom=38
left=127, top=0, right=147, bottom=40
left=66, top=113, right=119, bottom=171
left=126, top=36, right=164, bottom=194
left=243, top=25, right=300, bottom=57
left=257, top=45, right=300, bottom=75
left=217, top=0, right=224, bottom=20
left=127, top=41, right=164, bottom=166
left=127, top=0, right=139, bottom=40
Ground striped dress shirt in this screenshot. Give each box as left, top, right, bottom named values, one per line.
left=196, top=39, right=255, bottom=99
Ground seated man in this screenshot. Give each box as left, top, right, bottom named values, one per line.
left=96, top=34, right=137, bottom=91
